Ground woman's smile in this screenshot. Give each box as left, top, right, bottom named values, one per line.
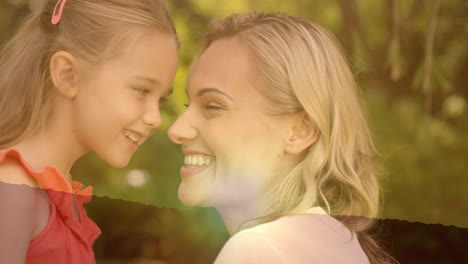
left=181, top=150, right=216, bottom=178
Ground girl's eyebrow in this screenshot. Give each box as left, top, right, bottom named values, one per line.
left=133, top=75, right=160, bottom=86
left=193, top=87, right=234, bottom=100
left=163, top=87, right=174, bottom=97
left=133, top=75, right=173, bottom=96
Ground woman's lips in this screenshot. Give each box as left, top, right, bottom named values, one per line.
left=181, top=150, right=215, bottom=178
left=180, top=163, right=214, bottom=178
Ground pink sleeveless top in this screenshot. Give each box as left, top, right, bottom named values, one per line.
left=0, top=149, right=101, bottom=264
left=215, top=207, right=370, bottom=264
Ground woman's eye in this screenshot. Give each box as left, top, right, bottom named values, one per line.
left=204, top=102, right=223, bottom=110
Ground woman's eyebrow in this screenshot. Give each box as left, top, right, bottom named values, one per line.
left=195, top=88, right=234, bottom=100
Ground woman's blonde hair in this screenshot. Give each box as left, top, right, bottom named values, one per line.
left=0, top=0, right=178, bottom=149
left=199, top=12, right=394, bottom=264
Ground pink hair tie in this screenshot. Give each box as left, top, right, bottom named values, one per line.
left=51, top=0, right=68, bottom=25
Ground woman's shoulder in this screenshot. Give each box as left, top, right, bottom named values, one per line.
left=242, top=210, right=353, bottom=243
left=214, top=227, right=287, bottom=264
left=215, top=211, right=370, bottom=264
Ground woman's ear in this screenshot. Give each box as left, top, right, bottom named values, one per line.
left=285, top=112, right=320, bottom=154
left=50, top=51, right=78, bottom=99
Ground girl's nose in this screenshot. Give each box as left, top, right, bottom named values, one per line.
left=142, top=103, right=162, bottom=129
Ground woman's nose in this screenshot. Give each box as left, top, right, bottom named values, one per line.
left=167, top=110, right=198, bottom=144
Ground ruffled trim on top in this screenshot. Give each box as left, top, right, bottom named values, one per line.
left=0, top=149, right=100, bottom=245
left=0, top=149, right=93, bottom=199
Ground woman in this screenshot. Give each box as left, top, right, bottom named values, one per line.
left=168, top=12, right=393, bottom=264
left=0, top=0, right=177, bottom=262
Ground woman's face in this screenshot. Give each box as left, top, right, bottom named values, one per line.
left=168, top=37, right=297, bottom=209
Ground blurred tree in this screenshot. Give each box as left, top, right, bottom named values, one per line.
left=2, top=0, right=466, bottom=228
left=1, top=0, right=467, bottom=262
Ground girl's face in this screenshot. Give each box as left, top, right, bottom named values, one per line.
left=72, top=32, right=178, bottom=167
left=168, top=37, right=296, bottom=209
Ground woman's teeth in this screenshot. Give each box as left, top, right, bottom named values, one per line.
left=123, top=130, right=141, bottom=144
left=184, top=155, right=214, bottom=167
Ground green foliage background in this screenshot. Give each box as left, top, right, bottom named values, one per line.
left=1, top=0, right=467, bottom=237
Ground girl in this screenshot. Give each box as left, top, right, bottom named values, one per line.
left=168, top=12, right=394, bottom=263
left=0, top=0, right=178, bottom=263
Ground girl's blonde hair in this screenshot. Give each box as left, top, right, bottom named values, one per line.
left=0, top=0, right=178, bottom=149
left=199, top=12, right=394, bottom=264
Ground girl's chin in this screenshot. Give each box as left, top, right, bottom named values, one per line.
left=101, top=153, right=132, bottom=168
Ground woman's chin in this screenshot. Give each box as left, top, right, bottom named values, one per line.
left=178, top=184, right=211, bottom=207
left=178, top=189, right=199, bottom=207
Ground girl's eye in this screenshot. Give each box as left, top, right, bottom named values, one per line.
left=159, top=97, right=168, bottom=105
left=159, top=97, right=171, bottom=112
left=183, top=103, right=190, bottom=108
left=135, top=88, right=149, bottom=95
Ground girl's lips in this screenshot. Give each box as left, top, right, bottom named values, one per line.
left=123, top=133, right=138, bottom=151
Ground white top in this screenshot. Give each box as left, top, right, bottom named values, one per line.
left=214, top=207, right=370, bottom=264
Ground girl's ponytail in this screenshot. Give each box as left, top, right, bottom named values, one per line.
left=0, top=10, right=55, bottom=148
